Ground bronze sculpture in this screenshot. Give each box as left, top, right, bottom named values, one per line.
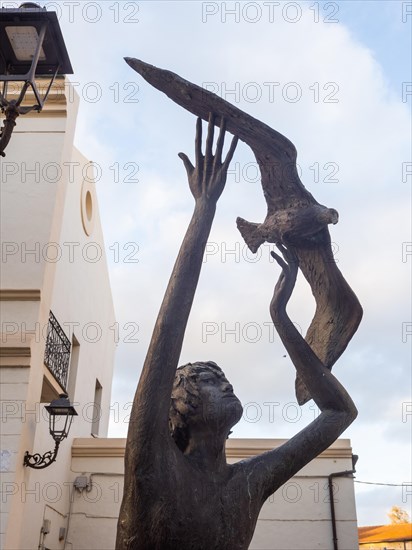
left=116, top=60, right=362, bottom=550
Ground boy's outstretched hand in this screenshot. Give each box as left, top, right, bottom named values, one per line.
left=178, top=113, right=238, bottom=204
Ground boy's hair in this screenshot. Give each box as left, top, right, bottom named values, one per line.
left=169, top=361, right=224, bottom=452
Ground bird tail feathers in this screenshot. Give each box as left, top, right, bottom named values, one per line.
left=236, top=217, right=264, bottom=254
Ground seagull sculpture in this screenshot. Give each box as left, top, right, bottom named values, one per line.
left=125, top=58, right=363, bottom=404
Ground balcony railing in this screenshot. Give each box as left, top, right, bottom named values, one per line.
left=44, top=311, right=71, bottom=390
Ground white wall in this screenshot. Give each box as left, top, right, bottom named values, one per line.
left=1, top=78, right=116, bottom=550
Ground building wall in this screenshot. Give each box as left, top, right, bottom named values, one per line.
left=0, top=78, right=116, bottom=550
left=68, top=438, right=358, bottom=550
left=360, top=544, right=412, bottom=549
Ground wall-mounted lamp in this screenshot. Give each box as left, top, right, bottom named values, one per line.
left=0, top=3, right=73, bottom=156
left=24, top=394, right=78, bottom=469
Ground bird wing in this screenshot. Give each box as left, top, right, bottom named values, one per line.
left=125, top=58, right=316, bottom=215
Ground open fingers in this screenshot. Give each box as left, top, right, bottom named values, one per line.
left=205, top=112, right=215, bottom=161
left=195, top=117, right=203, bottom=167
left=271, top=250, right=288, bottom=270
left=214, top=117, right=226, bottom=164
left=276, top=243, right=298, bottom=266
left=276, top=243, right=289, bottom=256
left=178, top=152, right=194, bottom=178
left=222, top=135, right=239, bottom=170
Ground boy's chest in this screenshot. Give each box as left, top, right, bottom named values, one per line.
left=136, top=466, right=261, bottom=550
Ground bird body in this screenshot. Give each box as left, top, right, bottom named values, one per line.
left=237, top=204, right=339, bottom=253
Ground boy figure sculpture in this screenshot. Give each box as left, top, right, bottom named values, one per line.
left=115, top=115, right=358, bottom=550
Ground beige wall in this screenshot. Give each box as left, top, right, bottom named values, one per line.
left=1, top=78, right=116, bottom=550
left=67, top=438, right=358, bottom=550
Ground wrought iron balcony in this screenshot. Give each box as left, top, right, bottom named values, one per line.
left=44, top=311, right=71, bottom=390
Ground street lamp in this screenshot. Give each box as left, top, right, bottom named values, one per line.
left=0, top=3, right=73, bottom=156
left=24, top=394, right=78, bottom=469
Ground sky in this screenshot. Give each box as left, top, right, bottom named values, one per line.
left=5, top=0, right=411, bottom=529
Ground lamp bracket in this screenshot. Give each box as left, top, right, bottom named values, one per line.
left=23, top=441, right=60, bottom=469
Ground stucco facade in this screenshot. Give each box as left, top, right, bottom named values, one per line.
left=0, top=78, right=116, bottom=550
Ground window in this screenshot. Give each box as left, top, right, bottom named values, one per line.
left=91, top=379, right=102, bottom=436
left=44, top=311, right=71, bottom=390
left=66, top=334, right=80, bottom=401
